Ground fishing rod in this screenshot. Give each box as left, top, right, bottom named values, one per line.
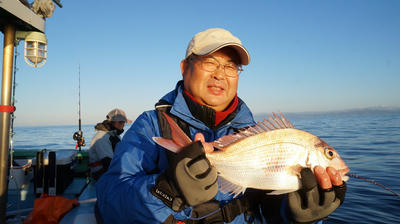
left=73, top=64, right=85, bottom=151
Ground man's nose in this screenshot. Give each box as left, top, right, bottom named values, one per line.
left=212, top=66, right=225, bottom=79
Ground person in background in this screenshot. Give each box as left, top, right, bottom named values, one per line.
left=88, top=108, right=131, bottom=181
left=96, top=28, right=346, bottom=223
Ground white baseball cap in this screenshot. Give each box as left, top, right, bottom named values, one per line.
left=185, top=28, right=250, bottom=65
left=107, top=108, right=132, bottom=124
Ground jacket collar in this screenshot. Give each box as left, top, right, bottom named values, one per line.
left=159, top=81, right=255, bottom=131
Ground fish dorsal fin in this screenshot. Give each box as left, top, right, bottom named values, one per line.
left=213, top=112, right=294, bottom=149
left=265, top=112, right=294, bottom=129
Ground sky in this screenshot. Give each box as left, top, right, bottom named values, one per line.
left=1, top=0, right=399, bottom=126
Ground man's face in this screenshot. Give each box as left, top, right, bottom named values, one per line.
left=112, top=121, right=125, bottom=131
left=181, top=48, right=240, bottom=112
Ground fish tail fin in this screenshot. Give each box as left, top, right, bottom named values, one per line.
left=152, top=137, right=182, bottom=153
left=152, top=112, right=192, bottom=153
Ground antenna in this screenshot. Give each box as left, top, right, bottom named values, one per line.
left=73, top=64, right=85, bottom=151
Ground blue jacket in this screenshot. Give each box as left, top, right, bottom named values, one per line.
left=96, top=82, right=257, bottom=223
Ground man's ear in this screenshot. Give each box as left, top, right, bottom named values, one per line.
left=180, top=59, right=188, bottom=77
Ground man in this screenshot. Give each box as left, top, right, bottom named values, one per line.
left=96, top=28, right=346, bottom=223
left=88, top=108, right=131, bottom=180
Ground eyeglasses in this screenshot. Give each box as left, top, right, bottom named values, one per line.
left=192, top=56, right=243, bottom=77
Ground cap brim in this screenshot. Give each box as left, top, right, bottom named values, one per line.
left=111, top=114, right=132, bottom=124
left=196, top=42, right=250, bottom=65
left=112, top=118, right=132, bottom=124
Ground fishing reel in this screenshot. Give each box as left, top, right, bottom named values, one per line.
left=73, top=130, right=86, bottom=148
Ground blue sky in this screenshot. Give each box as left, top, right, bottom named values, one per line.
left=2, top=0, right=399, bottom=126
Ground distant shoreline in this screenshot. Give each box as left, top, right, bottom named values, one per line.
left=254, top=107, right=400, bottom=118
left=14, top=107, right=400, bottom=127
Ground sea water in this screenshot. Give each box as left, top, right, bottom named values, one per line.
left=12, top=112, right=400, bottom=223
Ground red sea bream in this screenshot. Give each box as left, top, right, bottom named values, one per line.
left=153, top=112, right=350, bottom=197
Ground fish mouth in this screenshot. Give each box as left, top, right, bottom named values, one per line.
left=339, top=167, right=350, bottom=182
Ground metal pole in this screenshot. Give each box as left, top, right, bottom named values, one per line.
left=0, top=23, right=16, bottom=222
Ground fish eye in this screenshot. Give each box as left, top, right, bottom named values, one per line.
left=324, top=147, right=335, bottom=159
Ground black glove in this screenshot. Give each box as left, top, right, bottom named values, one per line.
left=92, top=157, right=112, bottom=181
left=100, top=157, right=112, bottom=169
left=109, top=134, right=121, bottom=151
left=152, top=141, right=218, bottom=211
left=287, top=168, right=346, bottom=223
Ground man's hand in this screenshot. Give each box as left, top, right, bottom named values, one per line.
left=315, top=166, right=343, bottom=189
left=168, top=140, right=218, bottom=206
left=152, top=135, right=218, bottom=211
left=287, top=166, right=347, bottom=223
left=193, top=133, right=214, bottom=153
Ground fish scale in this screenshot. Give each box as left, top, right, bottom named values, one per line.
left=208, top=135, right=310, bottom=193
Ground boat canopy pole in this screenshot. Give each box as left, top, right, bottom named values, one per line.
left=0, top=23, right=16, bottom=222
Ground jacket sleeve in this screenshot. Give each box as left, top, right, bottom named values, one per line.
left=92, top=133, right=114, bottom=160
left=95, top=111, right=192, bottom=223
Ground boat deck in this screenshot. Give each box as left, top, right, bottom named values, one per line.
left=60, top=180, right=97, bottom=224
left=7, top=177, right=90, bottom=219
left=6, top=149, right=97, bottom=223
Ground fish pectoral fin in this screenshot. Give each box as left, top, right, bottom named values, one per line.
left=218, top=176, right=246, bottom=198
left=287, top=164, right=303, bottom=178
